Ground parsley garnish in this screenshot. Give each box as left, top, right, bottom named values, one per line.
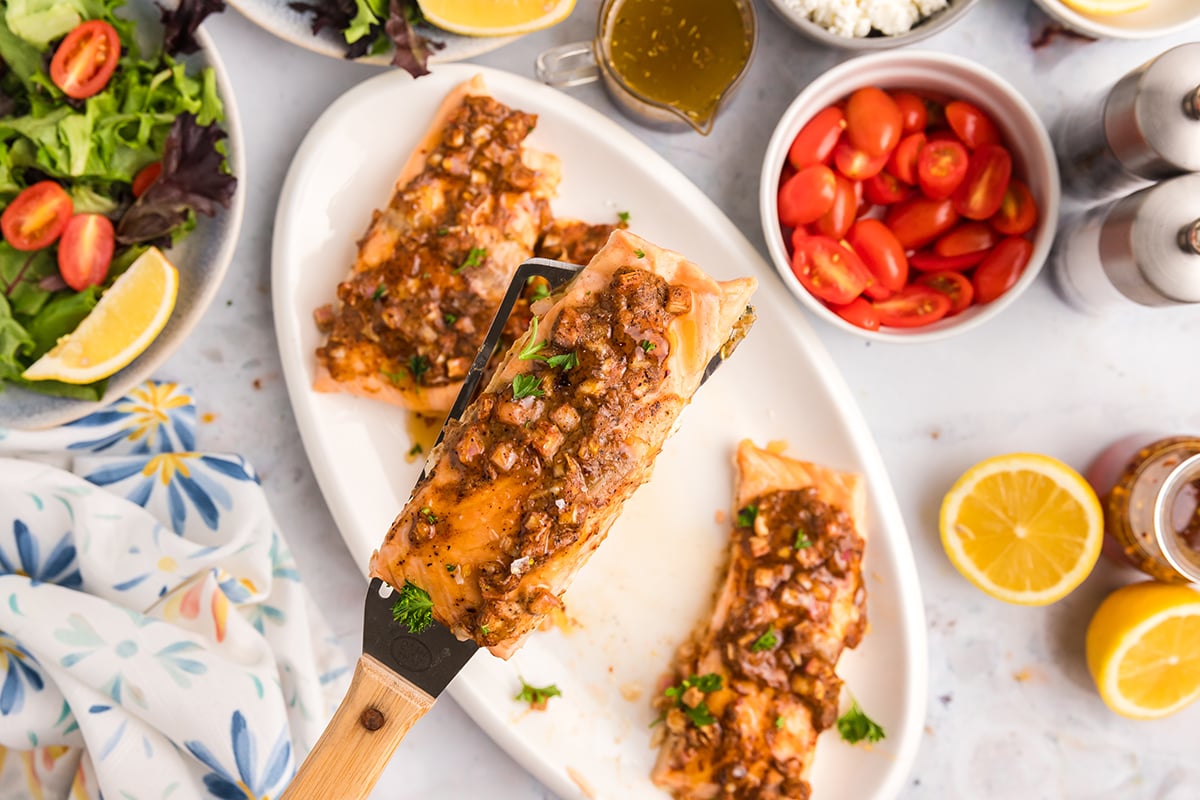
left=837, top=699, right=885, bottom=745
left=372, top=284, right=386, bottom=300
left=736, top=504, right=758, bottom=528
left=527, top=276, right=551, bottom=302
left=454, top=247, right=487, bottom=274
left=519, top=317, right=546, bottom=361
left=775, top=715, right=785, bottom=729
left=446, top=563, right=457, bottom=572
left=663, top=673, right=723, bottom=727
left=408, top=355, right=431, bottom=381
left=545, top=351, right=578, bottom=371
left=444, top=312, right=458, bottom=324
left=408, top=443, right=423, bottom=457
left=795, top=529, right=813, bottom=549
left=418, top=506, right=438, bottom=524
left=437, top=227, right=449, bottom=236
left=512, top=373, right=544, bottom=400
left=391, top=582, right=433, bottom=634
left=480, top=624, right=491, bottom=635
left=751, top=627, right=777, bottom=652
left=639, top=339, right=655, bottom=353
left=617, top=210, right=631, bottom=224
left=515, top=679, right=561, bottom=709
left=380, top=369, right=406, bottom=385
left=634, top=248, right=645, bottom=258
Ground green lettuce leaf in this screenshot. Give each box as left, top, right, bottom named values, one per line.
left=0, top=293, right=33, bottom=386
left=24, top=286, right=99, bottom=359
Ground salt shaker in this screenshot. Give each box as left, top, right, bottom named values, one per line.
left=1057, top=43, right=1200, bottom=202
left=1052, top=173, right=1200, bottom=313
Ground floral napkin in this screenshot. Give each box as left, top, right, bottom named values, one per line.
left=0, top=382, right=349, bottom=800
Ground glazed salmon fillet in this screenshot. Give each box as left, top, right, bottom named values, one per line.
left=651, top=440, right=868, bottom=800
left=313, top=75, right=563, bottom=414
left=369, top=231, right=757, bottom=657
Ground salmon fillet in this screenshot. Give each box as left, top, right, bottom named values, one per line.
left=313, top=75, right=562, bottom=414
left=369, top=231, right=757, bottom=657
left=651, top=440, right=868, bottom=800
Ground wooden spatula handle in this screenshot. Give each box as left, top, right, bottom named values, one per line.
left=282, top=653, right=434, bottom=799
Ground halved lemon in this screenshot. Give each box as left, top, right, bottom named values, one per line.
left=1060, top=0, right=1149, bottom=16
left=939, top=453, right=1103, bottom=606
left=1087, top=582, right=1200, bottom=719
left=22, top=247, right=178, bottom=385
left=417, top=0, right=575, bottom=37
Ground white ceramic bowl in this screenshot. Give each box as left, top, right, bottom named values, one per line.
left=768, top=0, right=981, bottom=50
left=1032, top=0, right=1200, bottom=40
left=759, top=51, right=1060, bottom=343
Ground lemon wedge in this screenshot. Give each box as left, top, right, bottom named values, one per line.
left=417, top=0, right=575, bottom=37
left=939, top=453, right=1103, bottom=606
left=22, top=247, right=178, bottom=385
left=1060, top=0, right=1149, bottom=16
left=1087, top=582, right=1200, bottom=719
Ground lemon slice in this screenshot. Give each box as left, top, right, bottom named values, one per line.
left=1060, top=0, right=1149, bottom=16
left=417, top=0, right=575, bottom=37
left=939, top=453, right=1103, bottom=606
left=1087, top=582, right=1200, bottom=719
left=22, top=247, right=178, bottom=385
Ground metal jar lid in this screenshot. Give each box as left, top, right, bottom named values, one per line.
left=1099, top=173, right=1200, bottom=305
left=1105, top=43, right=1200, bottom=179
left=1154, top=452, right=1200, bottom=583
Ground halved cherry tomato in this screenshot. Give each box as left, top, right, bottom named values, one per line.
left=917, top=271, right=974, bottom=315
left=892, top=91, right=928, bottom=134
left=778, top=164, right=837, bottom=227
left=863, top=172, right=909, bottom=205
left=845, top=88, right=902, bottom=157
left=830, top=297, right=881, bottom=331
left=884, top=196, right=959, bottom=250
left=945, top=101, right=1000, bottom=149
left=49, top=21, right=121, bottom=100
left=813, top=176, right=858, bottom=240
left=791, top=235, right=871, bottom=305
left=917, top=140, right=969, bottom=200
left=872, top=285, right=952, bottom=328
left=57, top=214, right=115, bottom=291
left=990, top=179, right=1039, bottom=236
left=935, top=221, right=999, bottom=258
left=953, top=144, right=1012, bottom=221
left=133, top=161, right=163, bottom=198
left=973, top=236, right=1033, bottom=303
left=1, top=181, right=74, bottom=252
left=909, top=250, right=987, bottom=272
left=846, top=219, right=908, bottom=293
left=789, top=106, right=846, bottom=169
left=888, top=132, right=925, bottom=185
left=833, top=140, right=889, bottom=181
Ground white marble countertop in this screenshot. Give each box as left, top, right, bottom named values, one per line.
left=170, top=2, right=1200, bottom=798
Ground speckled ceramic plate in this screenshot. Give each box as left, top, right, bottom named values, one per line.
left=273, top=65, right=927, bottom=800
left=0, top=9, right=246, bottom=431
left=227, top=0, right=519, bottom=66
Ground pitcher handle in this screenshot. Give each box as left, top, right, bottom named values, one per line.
left=535, top=41, right=600, bottom=89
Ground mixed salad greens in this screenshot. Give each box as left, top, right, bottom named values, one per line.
left=0, top=0, right=235, bottom=400
left=289, top=0, right=444, bottom=77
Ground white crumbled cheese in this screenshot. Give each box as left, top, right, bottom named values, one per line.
left=785, top=0, right=950, bottom=38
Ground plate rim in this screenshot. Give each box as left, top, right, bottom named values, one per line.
left=271, top=63, right=929, bottom=800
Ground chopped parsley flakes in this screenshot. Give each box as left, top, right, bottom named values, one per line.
left=639, top=339, right=655, bottom=353
left=527, top=276, right=551, bottom=302
left=408, top=443, right=423, bottom=457
left=418, top=506, right=438, bottom=524
left=545, top=351, right=578, bottom=371
left=663, top=673, right=723, bottom=727
left=736, top=504, right=758, bottom=528
left=454, top=246, right=487, bottom=274
left=617, top=210, right=631, bottom=224
left=512, top=373, right=544, bottom=400
left=515, top=680, right=562, bottom=710
left=634, top=248, right=646, bottom=258
left=751, top=627, right=778, bottom=652
left=518, top=317, right=547, bottom=361
left=372, top=284, right=386, bottom=300
left=391, top=582, right=433, bottom=634
left=795, top=529, right=813, bottom=550
left=837, top=699, right=885, bottom=745
left=408, top=355, right=430, bottom=381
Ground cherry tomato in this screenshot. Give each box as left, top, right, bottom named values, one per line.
left=49, top=21, right=121, bottom=100
left=1, top=181, right=74, bottom=252
left=830, top=297, right=881, bottom=331
left=791, top=235, right=871, bottom=305
left=884, top=196, right=959, bottom=250
left=872, top=285, right=952, bottom=328
left=833, top=140, right=889, bottom=181
left=917, top=140, right=969, bottom=200
left=778, top=164, right=837, bottom=227
left=846, top=219, right=908, bottom=293
left=845, top=87, right=902, bottom=157
left=917, top=271, right=974, bottom=315
left=909, top=250, right=987, bottom=272
left=791, top=226, right=810, bottom=252
left=57, top=214, right=115, bottom=291
left=133, top=161, right=163, bottom=198
left=945, top=101, right=1000, bottom=149
left=974, top=236, right=1033, bottom=304
left=863, top=172, right=909, bottom=205
left=953, top=144, right=1012, bottom=221
left=893, top=91, right=928, bottom=134
left=935, top=222, right=999, bottom=258
left=789, top=106, right=846, bottom=169
left=813, top=176, right=859, bottom=240
left=888, top=132, right=925, bottom=185
left=990, top=179, right=1039, bottom=236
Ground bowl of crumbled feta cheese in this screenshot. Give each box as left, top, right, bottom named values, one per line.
left=771, top=0, right=979, bottom=48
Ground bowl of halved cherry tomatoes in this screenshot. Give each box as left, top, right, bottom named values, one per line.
left=760, top=51, right=1059, bottom=341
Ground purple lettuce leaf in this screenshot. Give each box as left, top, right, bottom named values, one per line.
left=157, top=0, right=228, bottom=57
